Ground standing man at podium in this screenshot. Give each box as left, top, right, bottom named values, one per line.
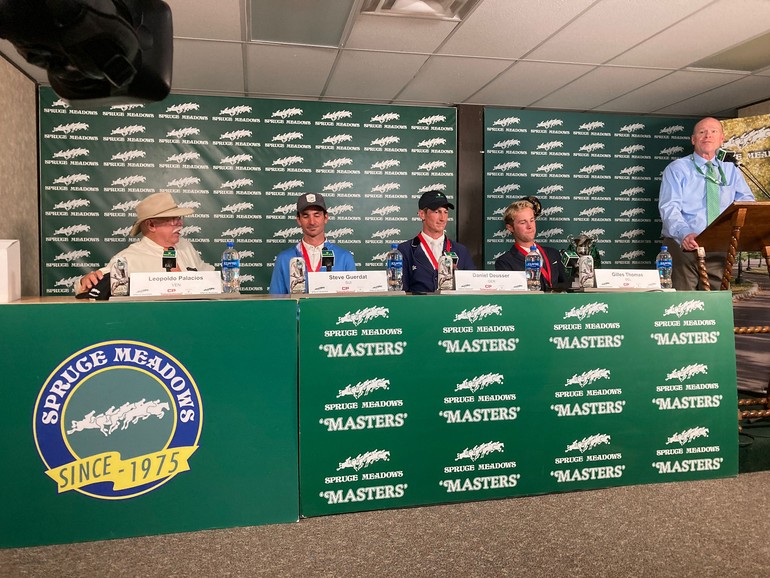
left=658, top=117, right=754, bottom=290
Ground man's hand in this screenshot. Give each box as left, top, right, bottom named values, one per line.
left=77, top=270, right=104, bottom=294
left=681, top=233, right=699, bottom=252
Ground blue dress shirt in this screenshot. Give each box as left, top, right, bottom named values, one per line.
left=659, top=154, right=753, bottom=245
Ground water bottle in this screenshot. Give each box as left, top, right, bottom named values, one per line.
left=386, top=243, right=403, bottom=291
left=221, top=241, right=240, bottom=293
left=656, top=245, right=673, bottom=289
left=525, top=245, right=541, bottom=291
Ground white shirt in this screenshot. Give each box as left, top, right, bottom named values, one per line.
left=102, top=236, right=214, bottom=274
left=301, top=239, right=325, bottom=270
left=420, top=233, right=445, bottom=263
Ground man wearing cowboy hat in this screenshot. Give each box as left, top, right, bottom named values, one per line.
left=397, top=189, right=475, bottom=293
left=75, top=192, right=213, bottom=295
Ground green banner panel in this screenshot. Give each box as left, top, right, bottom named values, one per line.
left=298, top=292, right=738, bottom=517
left=0, top=299, right=299, bottom=548
left=483, top=109, right=701, bottom=268
left=39, top=88, right=456, bottom=295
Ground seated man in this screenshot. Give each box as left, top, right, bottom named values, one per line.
left=76, top=191, right=213, bottom=295
left=494, top=199, right=567, bottom=291
left=397, top=189, right=475, bottom=293
left=269, top=193, right=355, bottom=294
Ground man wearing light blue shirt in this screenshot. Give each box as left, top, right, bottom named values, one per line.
left=658, top=117, right=754, bottom=290
left=269, top=192, right=355, bottom=294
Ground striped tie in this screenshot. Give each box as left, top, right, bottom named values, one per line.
left=706, top=161, right=720, bottom=224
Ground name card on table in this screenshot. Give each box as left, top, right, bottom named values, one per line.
left=129, top=271, right=222, bottom=296
left=308, top=271, right=387, bottom=294
left=454, top=270, right=527, bottom=292
left=594, top=269, right=661, bottom=290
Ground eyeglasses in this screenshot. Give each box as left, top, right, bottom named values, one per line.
left=151, top=217, right=184, bottom=227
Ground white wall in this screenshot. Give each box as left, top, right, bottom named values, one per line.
left=0, top=56, right=39, bottom=296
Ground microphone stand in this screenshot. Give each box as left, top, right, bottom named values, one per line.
left=726, top=153, right=769, bottom=282
left=734, top=158, right=770, bottom=200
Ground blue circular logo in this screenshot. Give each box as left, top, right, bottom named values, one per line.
left=33, top=341, right=203, bottom=499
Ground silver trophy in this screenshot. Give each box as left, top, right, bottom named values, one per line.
left=569, top=234, right=597, bottom=289
left=289, top=257, right=306, bottom=294
left=110, top=257, right=129, bottom=296
left=437, top=253, right=455, bottom=292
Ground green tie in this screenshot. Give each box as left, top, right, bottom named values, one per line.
left=706, top=161, right=720, bottom=224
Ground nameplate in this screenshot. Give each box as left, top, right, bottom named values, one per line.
left=594, top=269, right=661, bottom=290
left=308, top=271, right=388, bottom=294
left=454, top=270, right=527, bottom=291
left=129, top=271, right=222, bottom=296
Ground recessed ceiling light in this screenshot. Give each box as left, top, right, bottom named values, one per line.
left=361, top=0, right=480, bottom=20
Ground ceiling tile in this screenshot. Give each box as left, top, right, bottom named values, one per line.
left=172, top=40, right=245, bottom=93
left=527, top=0, right=708, bottom=63
left=611, top=0, right=770, bottom=68
left=345, top=13, right=457, bottom=52
left=600, top=70, right=746, bottom=113
left=398, top=55, right=512, bottom=103
left=439, top=0, right=595, bottom=58
left=325, top=50, right=430, bottom=100
left=656, top=75, right=770, bottom=116
left=245, top=44, right=337, bottom=97
left=533, top=66, right=672, bottom=110
left=468, top=61, right=594, bottom=107
left=166, top=0, right=243, bottom=41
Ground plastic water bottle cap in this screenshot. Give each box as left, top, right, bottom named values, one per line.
left=391, top=243, right=398, bottom=248
left=530, top=246, right=537, bottom=251
left=227, top=241, right=234, bottom=247
left=661, top=245, right=667, bottom=251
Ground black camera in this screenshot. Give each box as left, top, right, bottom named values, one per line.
left=0, top=0, right=172, bottom=106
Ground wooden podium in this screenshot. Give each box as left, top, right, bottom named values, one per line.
left=695, top=201, right=770, bottom=291
left=698, top=202, right=770, bottom=418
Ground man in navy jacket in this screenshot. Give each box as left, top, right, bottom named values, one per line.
left=494, top=199, right=567, bottom=291
left=397, top=190, right=475, bottom=293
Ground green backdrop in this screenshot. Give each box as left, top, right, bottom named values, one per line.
left=39, top=88, right=456, bottom=295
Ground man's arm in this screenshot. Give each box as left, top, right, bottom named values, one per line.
left=268, top=252, right=290, bottom=295
left=658, top=163, right=691, bottom=247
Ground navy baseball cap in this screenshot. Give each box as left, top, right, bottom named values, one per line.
left=418, top=190, right=454, bottom=210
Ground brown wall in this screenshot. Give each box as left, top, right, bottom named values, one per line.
left=0, top=56, right=38, bottom=296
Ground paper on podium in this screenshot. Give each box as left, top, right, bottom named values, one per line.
left=0, top=240, right=21, bottom=302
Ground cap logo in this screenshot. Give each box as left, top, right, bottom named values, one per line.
left=306, top=194, right=316, bottom=203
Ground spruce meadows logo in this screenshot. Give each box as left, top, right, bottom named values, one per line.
left=653, top=426, right=722, bottom=474
left=336, top=306, right=389, bottom=326
left=666, top=364, right=708, bottom=382
left=337, top=378, right=390, bottom=399
left=664, top=300, right=705, bottom=318
left=651, top=300, right=718, bottom=346
left=337, top=450, right=390, bottom=471
left=563, top=302, right=608, bottom=321
left=456, top=441, right=504, bottom=462
left=453, top=304, right=502, bottom=324
left=33, top=341, right=202, bottom=499
left=455, top=373, right=504, bottom=393
left=566, top=434, right=611, bottom=454
left=565, top=368, right=611, bottom=388
left=667, top=427, right=709, bottom=446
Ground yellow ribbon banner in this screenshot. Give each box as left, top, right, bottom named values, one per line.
left=46, top=446, right=198, bottom=493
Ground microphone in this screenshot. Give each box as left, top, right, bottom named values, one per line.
left=321, top=247, right=335, bottom=272
left=162, top=246, right=176, bottom=271
left=716, top=148, right=738, bottom=165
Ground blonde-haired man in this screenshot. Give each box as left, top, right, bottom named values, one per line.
left=494, top=199, right=567, bottom=291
